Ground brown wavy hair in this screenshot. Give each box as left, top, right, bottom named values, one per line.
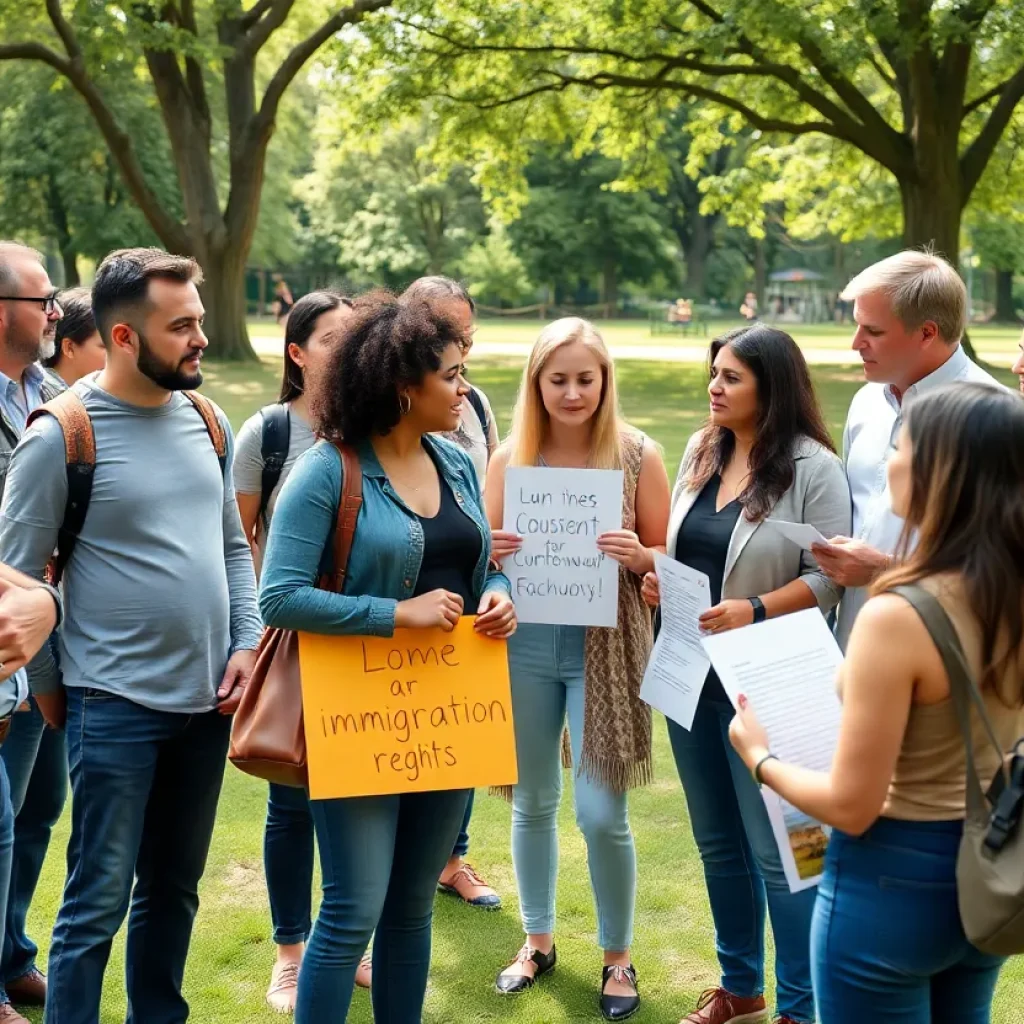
left=686, top=325, right=834, bottom=521
left=874, top=383, right=1024, bottom=703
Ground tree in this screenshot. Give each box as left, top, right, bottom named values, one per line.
left=970, top=213, right=1024, bottom=321
left=0, top=0, right=393, bottom=359
left=460, top=223, right=533, bottom=305
left=368, top=0, right=1024, bottom=272
left=298, top=115, right=486, bottom=289
left=0, top=63, right=177, bottom=284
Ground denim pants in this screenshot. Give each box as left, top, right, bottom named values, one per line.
left=296, top=788, right=468, bottom=1023
left=45, top=688, right=231, bottom=1024
left=508, top=623, right=636, bottom=951
left=669, top=693, right=816, bottom=1022
left=812, top=818, right=1005, bottom=1023
left=265, top=783, right=315, bottom=945
left=0, top=695, right=67, bottom=1000
left=0, top=758, right=15, bottom=1000
left=452, top=791, right=474, bottom=860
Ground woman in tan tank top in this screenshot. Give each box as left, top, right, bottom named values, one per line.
left=730, top=382, right=1024, bottom=1023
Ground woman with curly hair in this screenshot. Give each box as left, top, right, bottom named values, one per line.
left=259, top=292, right=517, bottom=1023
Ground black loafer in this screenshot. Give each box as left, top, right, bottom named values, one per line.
left=495, top=944, right=557, bottom=994
left=600, top=963, right=640, bottom=1021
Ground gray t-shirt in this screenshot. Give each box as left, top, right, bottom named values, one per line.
left=234, top=404, right=316, bottom=559
left=0, top=378, right=263, bottom=714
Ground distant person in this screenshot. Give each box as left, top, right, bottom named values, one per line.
left=739, top=292, right=758, bottom=321
left=0, top=247, right=262, bottom=1024
left=730, top=382, right=1024, bottom=1022
left=259, top=293, right=515, bottom=1023
left=486, top=318, right=670, bottom=1022
left=644, top=325, right=850, bottom=1024
left=400, top=276, right=502, bottom=911
left=810, top=250, right=1002, bottom=649
left=1012, top=326, right=1024, bottom=394
left=232, top=290, right=358, bottom=1011
left=0, top=242, right=66, bottom=1023
left=42, top=289, right=106, bottom=388
left=272, top=275, right=294, bottom=326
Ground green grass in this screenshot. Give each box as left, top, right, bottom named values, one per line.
left=23, top=356, right=1023, bottom=1023
left=248, top=316, right=1024, bottom=361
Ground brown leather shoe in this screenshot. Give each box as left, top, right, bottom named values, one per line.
left=0, top=1003, right=30, bottom=1023
left=682, top=987, right=768, bottom=1024
left=5, top=968, right=45, bottom=1007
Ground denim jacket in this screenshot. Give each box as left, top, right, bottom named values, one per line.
left=259, top=434, right=510, bottom=635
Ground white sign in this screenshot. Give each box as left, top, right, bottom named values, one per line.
left=640, top=555, right=712, bottom=730
left=702, top=609, right=844, bottom=892
left=502, top=467, right=623, bottom=627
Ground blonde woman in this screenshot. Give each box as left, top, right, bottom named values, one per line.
left=485, top=318, right=671, bottom=1021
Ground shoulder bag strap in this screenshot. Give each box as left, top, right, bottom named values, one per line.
left=891, top=583, right=1010, bottom=822
left=258, top=403, right=291, bottom=529
left=183, top=391, right=227, bottom=473
left=324, top=442, right=363, bottom=593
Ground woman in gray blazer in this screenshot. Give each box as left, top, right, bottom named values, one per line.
left=643, top=325, right=851, bottom=1024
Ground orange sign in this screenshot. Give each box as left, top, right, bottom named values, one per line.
left=298, top=618, right=518, bottom=799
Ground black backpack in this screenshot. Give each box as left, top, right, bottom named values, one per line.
left=466, top=386, right=491, bottom=444
left=258, top=403, right=291, bottom=530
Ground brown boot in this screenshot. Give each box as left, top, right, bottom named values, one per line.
left=5, top=968, right=45, bottom=1007
left=682, top=987, right=768, bottom=1024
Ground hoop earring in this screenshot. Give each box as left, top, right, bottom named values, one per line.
left=398, top=393, right=412, bottom=416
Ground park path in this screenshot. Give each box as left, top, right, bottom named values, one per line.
left=249, top=334, right=1008, bottom=367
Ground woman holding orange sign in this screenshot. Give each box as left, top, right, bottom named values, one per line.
left=259, top=292, right=515, bottom=1023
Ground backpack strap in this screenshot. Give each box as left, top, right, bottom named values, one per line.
left=466, top=386, right=491, bottom=444
left=26, top=391, right=96, bottom=587
left=318, top=443, right=363, bottom=593
left=258, top=404, right=291, bottom=530
left=183, top=391, right=227, bottom=474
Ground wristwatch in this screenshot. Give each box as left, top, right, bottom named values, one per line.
left=749, top=596, right=766, bottom=623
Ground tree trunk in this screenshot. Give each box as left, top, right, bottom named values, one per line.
left=60, top=245, right=80, bottom=288
left=753, top=237, right=767, bottom=310
left=994, top=269, right=1018, bottom=322
left=683, top=208, right=712, bottom=299
left=602, top=259, right=618, bottom=310
left=898, top=178, right=980, bottom=360
left=199, top=247, right=259, bottom=362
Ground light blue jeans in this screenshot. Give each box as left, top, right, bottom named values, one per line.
left=508, top=623, right=635, bottom=951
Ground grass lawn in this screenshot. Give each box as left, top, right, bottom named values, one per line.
left=23, top=356, right=1023, bottom=1023
left=248, top=316, right=1024, bottom=363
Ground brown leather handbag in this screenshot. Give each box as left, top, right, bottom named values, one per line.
left=229, top=442, right=363, bottom=787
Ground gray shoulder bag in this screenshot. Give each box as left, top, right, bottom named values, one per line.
left=894, top=584, right=1024, bottom=956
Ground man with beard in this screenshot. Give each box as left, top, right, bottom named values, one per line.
left=0, top=248, right=262, bottom=1024
left=0, top=242, right=67, bottom=1022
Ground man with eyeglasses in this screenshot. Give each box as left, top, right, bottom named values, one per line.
left=0, top=242, right=68, bottom=1021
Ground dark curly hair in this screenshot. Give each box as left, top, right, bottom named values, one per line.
left=312, top=290, right=467, bottom=444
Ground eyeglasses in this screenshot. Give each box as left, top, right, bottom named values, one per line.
left=0, top=293, right=63, bottom=316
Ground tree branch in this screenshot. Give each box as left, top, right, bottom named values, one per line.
left=180, top=0, right=211, bottom=128
left=963, top=75, right=1018, bottom=116
left=960, top=60, right=1024, bottom=199
left=44, top=0, right=81, bottom=62
left=238, top=0, right=277, bottom=32
left=0, top=42, right=70, bottom=74
left=245, top=0, right=297, bottom=56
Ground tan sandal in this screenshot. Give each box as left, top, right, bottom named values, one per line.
left=266, top=961, right=300, bottom=1013
left=355, top=951, right=372, bottom=989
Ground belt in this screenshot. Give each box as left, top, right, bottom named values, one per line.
left=0, top=715, right=11, bottom=746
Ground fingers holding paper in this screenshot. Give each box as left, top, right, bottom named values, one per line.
left=698, top=599, right=754, bottom=634
left=728, top=693, right=772, bottom=771
left=490, top=530, right=523, bottom=561
left=641, top=572, right=660, bottom=608
left=596, top=529, right=651, bottom=574
left=474, top=590, right=517, bottom=639
left=810, top=536, right=890, bottom=588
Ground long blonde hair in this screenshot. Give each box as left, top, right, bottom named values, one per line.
left=507, top=317, right=628, bottom=469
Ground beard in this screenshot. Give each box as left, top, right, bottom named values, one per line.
left=8, top=319, right=54, bottom=364
left=136, top=331, right=203, bottom=391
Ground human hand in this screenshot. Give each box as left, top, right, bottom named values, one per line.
left=811, top=537, right=891, bottom=588
left=217, top=648, right=258, bottom=714
left=729, top=693, right=772, bottom=771
left=641, top=572, right=660, bottom=608
left=490, top=530, right=523, bottom=560
left=396, top=589, right=464, bottom=632
left=597, top=530, right=651, bottom=575
left=0, top=582, right=57, bottom=681
left=699, top=599, right=754, bottom=635
left=474, top=591, right=517, bottom=639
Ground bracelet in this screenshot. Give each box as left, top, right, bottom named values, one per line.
left=749, top=596, right=766, bottom=623
left=753, top=752, right=779, bottom=786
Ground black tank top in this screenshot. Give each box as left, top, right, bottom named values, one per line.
left=413, top=476, right=481, bottom=608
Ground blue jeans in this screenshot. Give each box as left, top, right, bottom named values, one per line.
left=265, top=783, right=314, bottom=945
left=0, top=695, right=67, bottom=998
left=45, top=689, right=231, bottom=1024
left=296, top=788, right=469, bottom=1023
left=508, top=624, right=636, bottom=951
left=669, top=695, right=816, bottom=1022
left=452, top=791, right=474, bottom=859
left=812, top=818, right=1005, bottom=1022
left=0, top=756, right=15, bottom=1000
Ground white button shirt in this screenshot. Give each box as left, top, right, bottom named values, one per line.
left=836, top=345, right=1003, bottom=649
